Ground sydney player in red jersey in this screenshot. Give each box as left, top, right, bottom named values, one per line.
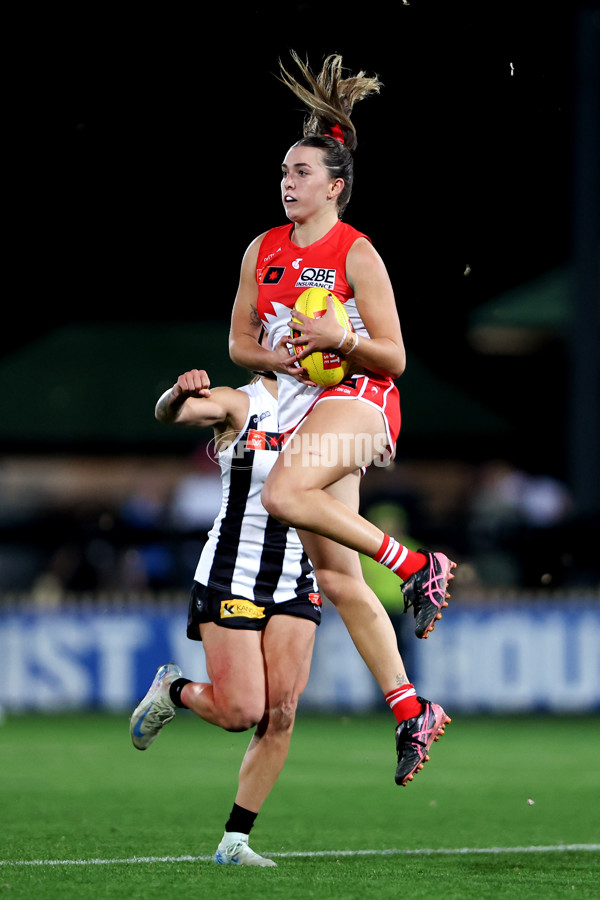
left=229, top=52, right=456, bottom=785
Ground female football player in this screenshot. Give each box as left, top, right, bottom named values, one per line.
left=229, top=52, right=456, bottom=779
left=130, top=365, right=318, bottom=867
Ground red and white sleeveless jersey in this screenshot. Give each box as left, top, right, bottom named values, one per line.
left=256, top=220, right=371, bottom=432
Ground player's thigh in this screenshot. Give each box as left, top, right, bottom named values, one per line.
left=261, top=615, right=316, bottom=704
left=275, top=398, right=387, bottom=489
left=200, top=622, right=266, bottom=701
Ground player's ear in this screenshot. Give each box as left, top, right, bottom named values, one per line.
left=328, top=178, right=344, bottom=200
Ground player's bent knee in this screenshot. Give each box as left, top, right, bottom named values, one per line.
left=267, top=698, right=297, bottom=733
left=314, top=569, right=370, bottom=611
left=261, top=481, right=295, bottom=525
left=314, top=569, right=345, bottom=603
left=218, top=699, right=264, bottom=732
left=222, top=712, right=261, bottom=732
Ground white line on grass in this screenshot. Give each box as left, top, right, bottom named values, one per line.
left=1, top=845, right=599, bottom=867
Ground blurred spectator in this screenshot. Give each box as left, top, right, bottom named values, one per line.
left=120, top=477, right=167, bottom=530
left=117, top=469, right=183, bottom=590
left=468, top=460, right=573, bottom=587
left=168, top=444, right=223, bottom=532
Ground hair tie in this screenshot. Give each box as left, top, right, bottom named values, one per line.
left=328, top=124, right=345, bottom=144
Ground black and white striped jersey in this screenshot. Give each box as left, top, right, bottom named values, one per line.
left=194, top=380, right=318, bottom=603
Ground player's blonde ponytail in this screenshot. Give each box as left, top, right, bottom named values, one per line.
left=278, top=51, right=382, bottom=216
left=278, top=51, right=382, bottom=152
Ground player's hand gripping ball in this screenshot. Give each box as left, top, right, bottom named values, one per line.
left=290, top=287, right=353, bottom=386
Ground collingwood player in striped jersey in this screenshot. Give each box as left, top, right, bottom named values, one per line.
left=192, top=383, right=318, bottom=611
left=130, top=365, right=320, bottom=867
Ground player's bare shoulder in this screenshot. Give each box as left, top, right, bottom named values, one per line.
left=209, top=385, right=250, bottom=436
left=240, top=231, right=268, bottom=278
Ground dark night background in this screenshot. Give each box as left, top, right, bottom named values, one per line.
left=3, top=0, right=599, bottom=591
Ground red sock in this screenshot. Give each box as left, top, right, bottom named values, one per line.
left=374, top=534, right=427, bottom=581
left=385, top=684, right=423, bottom=724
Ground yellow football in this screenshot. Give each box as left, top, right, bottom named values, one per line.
left=290, top=287, right=353, bottom=386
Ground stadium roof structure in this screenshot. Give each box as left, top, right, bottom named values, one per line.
left=467, top=266, right=571, bottom=354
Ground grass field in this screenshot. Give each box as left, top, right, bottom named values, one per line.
left=1, top=710, right=598, bottom=898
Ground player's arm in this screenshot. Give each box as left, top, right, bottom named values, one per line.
left=229, top=235, right=310, bottom=380
left=229, top=235, right=272, bottom=370
left=288, top=239, right=405, bottom=379
left=345, top=238, right=406, bottom=378
left=155, top=370, right=247, bottom=431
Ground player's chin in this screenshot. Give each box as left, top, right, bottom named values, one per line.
left=283, top=202, right=300, bottom=220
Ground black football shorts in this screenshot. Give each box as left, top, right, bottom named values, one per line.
left=186, top=581, right=322, bottom=641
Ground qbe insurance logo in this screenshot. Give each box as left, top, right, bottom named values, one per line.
left=294, top=267, right=337, bottom=289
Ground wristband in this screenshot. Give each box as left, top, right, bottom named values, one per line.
left=336, top=329, right=348, bottom=350
left=345, top=332, right=359, bottom=354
